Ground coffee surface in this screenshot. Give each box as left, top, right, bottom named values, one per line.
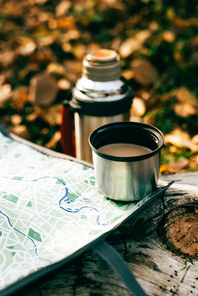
left=98, top=143, right=152, bottom=157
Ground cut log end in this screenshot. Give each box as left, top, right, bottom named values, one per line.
left=157, top=206, right=198, bottom=258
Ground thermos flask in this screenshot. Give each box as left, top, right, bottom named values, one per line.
left=61, top=49, right=133, bottom=163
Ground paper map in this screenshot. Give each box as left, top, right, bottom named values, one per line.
left=0, top=131, right=155, bottom=292
left=0, top=133, right=141, bottom=290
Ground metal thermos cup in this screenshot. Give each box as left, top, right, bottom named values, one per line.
left=89, top=122, right=164, bottom=201
left=61, top=49, right=133, bottom=163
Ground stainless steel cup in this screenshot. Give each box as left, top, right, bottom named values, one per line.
left=89, top=122, right=164, bottom=202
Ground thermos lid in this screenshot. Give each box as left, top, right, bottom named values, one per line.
left=63, top=49, right=134, bottom=116
left=86, top=49, right=118, bottom=62
left=82, top=49, right=121, bottom=81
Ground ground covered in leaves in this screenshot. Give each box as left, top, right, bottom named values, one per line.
left=0, top=0, right=197, bottom=173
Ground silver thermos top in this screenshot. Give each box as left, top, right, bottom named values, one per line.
left=63, top=49, right=134, bottom=163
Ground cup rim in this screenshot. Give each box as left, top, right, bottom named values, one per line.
left=89, top=121, right=164, bottom=162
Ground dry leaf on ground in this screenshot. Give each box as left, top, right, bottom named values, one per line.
left=175, top=87, right=198, bottom=107
left=185, top=135, right=198, bottom=152
left=31, top=73, right=58, bottom=106
left=165, top=128, right=190, bottom=148
left=130, top=97, right=146, bottom=117
left=119, top=30, right=151, bottom=58
left=174, top=102, right=197, bottom=117
left=131, top=59, right=158, bottom=85
left=160, top=158, right=190, bottom=174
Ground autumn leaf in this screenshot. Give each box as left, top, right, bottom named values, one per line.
left=119, top=30, right=151, bottom=58
left=165, top=128, right=190, bottom=148
left=131, top=59, right=158, bottom=85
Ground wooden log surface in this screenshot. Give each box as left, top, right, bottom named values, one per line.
left=24, top=172, right=198, bottom=296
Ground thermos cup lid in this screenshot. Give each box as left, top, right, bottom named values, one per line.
left=83, top=49, right=121, bottom=81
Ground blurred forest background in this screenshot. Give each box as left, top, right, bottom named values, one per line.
left=0, top=0, right=197, bottom=173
